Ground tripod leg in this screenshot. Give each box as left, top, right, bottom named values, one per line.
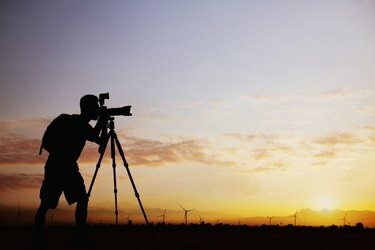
left=113, top=133, right=149, bottom=225
left=110, top=132, right=119, bottom=226
left=87, top=135, right=110, bottom=198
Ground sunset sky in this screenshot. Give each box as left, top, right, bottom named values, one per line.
left=1, top=0, right=375, bottom=225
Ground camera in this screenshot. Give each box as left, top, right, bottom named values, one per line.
left=99, top=92, right=132, bottom=117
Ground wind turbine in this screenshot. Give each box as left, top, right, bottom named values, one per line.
left=340, top=212, right=348, bottom=226
left=289, top=210, right=298, bottom=226
left=267, top=216, right=274, bottom=226
left=158, top=209, right=167, bottom=223
left=126, top=215, right=132, bottom=225
left=215, top=218, right=223, bottom=225
left=18, top=205, right=21, bottom=225
left=199, top=215, right=204, bottom=224
left=179, top=204, right=194, bottom=226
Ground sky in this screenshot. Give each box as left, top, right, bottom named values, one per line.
left=1, top=0, right=375, bottom=225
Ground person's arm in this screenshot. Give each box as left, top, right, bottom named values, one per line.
left=87, top=115, right=106, bottom=144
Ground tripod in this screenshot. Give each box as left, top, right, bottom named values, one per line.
left=87, top=117, right=149, bottom=226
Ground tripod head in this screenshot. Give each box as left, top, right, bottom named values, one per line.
left=97, top=92, right=131, bottom=153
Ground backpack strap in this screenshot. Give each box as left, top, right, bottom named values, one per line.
left=39, top=142, right=43, bottom=155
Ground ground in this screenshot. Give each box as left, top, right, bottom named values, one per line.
left=3, top=224, right=375, bottom=250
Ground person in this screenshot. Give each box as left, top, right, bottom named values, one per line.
left=33, top=94, right=105, bottom=247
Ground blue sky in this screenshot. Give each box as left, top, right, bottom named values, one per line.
left=1, top=0, right=374, bottom=117
left=1, top=0, right=375, bottom=222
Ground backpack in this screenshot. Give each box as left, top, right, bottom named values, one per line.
left=39, top=114, right=71, bottom=155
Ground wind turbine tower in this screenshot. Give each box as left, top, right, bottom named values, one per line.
left=158, top=209, right=167, bottom=223
left=341, top=212, right=348, bottom=226
left=18, top=205, right=21, bottom=225
left=267, top=216, right=274, bottom=226
left=290, top=210, right=298, bottom=226
left=199, top=215, right=204, bottom=224
left=179, top=204, right=194, bottom=226
left=215, top=218, right=222, bottom=225
left=126, top=215, right=132, bottom=225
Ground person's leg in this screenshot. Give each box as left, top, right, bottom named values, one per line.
left=34, top=200, right=49, bottom=227
left=66, top=171, right=94, bottom=246
left=36, top=177, right=60, bottom=227
left=74, top=197, right=94, bottom=248
left=65, top=170, right=88, bottom=227
left=32, top=200, right=51, bottom=250
left=75, top=197, right=88, bottom=226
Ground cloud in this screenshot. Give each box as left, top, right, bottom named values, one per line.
left=0, top=118, right=50, bottom=133
left=241, top=94, right=299, bottom=104
left=313, top=151, right=337, bottom=159
left=251, top=161, right=287, bottom=173
left=251, top=143, right=292, bottom=161
left=224, top=133, right=256, bottom=142
left=242, top=88, right=375, bottom=104
left=225, top=133, right=277, bottom=143
left=0, top=135, right=46, bottom=165
left=252, top=148, right=272, bottom=160
left=0, top=173, right=43, bottom=192
left=321, top=88, right=374, bottom=100
left=312, top=161, right=328, bottom=167
left=123, top=136, right=236, bottom=167
left=322, top=89, right=356, bottom=99
left=0, top=118, right=53, bottom=165
left=0, top=133, right=236, bottom=168
left=362, top=126, right=375, bottom=131
left=357, top=105, right=375, bottom=116
left=313, top=132, right=362, bottom=146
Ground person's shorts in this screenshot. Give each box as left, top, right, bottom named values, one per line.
left=39, top=168, right=87, bottom=209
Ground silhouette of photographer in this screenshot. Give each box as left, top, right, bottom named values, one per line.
left=34, top=95, right=105, bottom=248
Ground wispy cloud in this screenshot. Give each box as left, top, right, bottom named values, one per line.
left=312, top=151, right=337, bottom=159
left=252, top=148, right=272, bottom=160
left=0, top=118, right=50, bottom=133
left=253, top=161, right=287, bottom=173
left=0, top=135, right=46, bottom=165
left=242, top=88, right=375, bottom=104
left=357, top=105, right=375, bottom=116
left=124, top=136, right=236, bottom=167
left=241, top=94, right=300, bottom=104
left=321, top=88, right=374, bottom=100
left=0, top=133, right=236, bottom=168
left=0, top=173, right=43, bottom=192
left=228, top=129, right=375, bottom=172
left=225, top=133, right=277, bottom=143
left=224, top=133, right=256, bottom=142
left=1, top=113, right=373, bottom=175
left=313, top=132, right=362, bottom=145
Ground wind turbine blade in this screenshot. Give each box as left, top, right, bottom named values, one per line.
left=178, top=204, right=186, bottom=211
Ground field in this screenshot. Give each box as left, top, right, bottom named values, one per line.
left=3, top=224, right=375, bottom=250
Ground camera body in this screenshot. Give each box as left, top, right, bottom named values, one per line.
left=97, top=93, right=131, bottom=153
left=99, top=92, right=132, bottom=117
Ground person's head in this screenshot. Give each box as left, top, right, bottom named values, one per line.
left=80, top=95, right=99, bottom=121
